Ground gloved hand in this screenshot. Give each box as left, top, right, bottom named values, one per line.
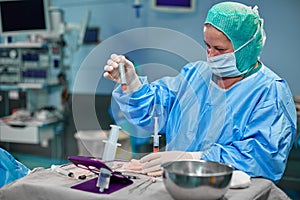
left=140, top=151, right=203, bottom=176
left=103, top=54, right=142, bottom=93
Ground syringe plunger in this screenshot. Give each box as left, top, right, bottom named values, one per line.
left=108, top=125, right=120, bottom=143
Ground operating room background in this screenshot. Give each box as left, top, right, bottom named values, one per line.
left=51, top=0, right=300, bottom=96
left=1, top=0, right=299, bottom=198
left=52, top=0, right=300, bottom=145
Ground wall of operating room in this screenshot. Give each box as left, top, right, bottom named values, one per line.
left=51, top=0, right=300, bottom=96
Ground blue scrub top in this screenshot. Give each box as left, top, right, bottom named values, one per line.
left=112, top=61, right=297, bottom=182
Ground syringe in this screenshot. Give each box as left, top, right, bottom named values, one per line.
left=51, top=164, right=74, bottom=177
left=102, top=125, right=122, bottom=164
left=118, top=62, right=127, bottom=91
left=152, top=117, right=161, bottom=152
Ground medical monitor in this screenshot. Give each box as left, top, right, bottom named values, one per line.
left=0, top=0, right=50, bottom=36
left=151, top=0, right=196, bottom=13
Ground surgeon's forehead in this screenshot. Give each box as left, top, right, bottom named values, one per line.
left=204, top=24, right=231, bottom=45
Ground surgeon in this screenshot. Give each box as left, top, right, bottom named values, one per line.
left=103, top=2, right=296, bottom=182
left=0, top=148, right=30, bottom=187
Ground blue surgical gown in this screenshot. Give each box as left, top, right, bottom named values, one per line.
left=0, top=148, right=30, bottom=187
left=112, top=61, right=297, bottom=182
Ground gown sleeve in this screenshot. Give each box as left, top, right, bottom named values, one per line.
left=112, top=63, right=196, bottom=135
left=0, top=148, right=30, bottom=187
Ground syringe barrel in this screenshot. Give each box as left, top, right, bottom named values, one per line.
left=102, top=125, right=121, bottom=162
left=153, top=135, right=159, bottom=147
left=152, top=117, right=161, bottom=152
left=118, top=62, right=126, bottom=85
left=102, top=141, right=118, bottom=161
left=109, top=125, right=121, bottom=144
left=153, top=117, right=159, bottom=147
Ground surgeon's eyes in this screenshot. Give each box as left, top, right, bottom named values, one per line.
left=205, top=43, right=225, bottom=52
left=215, top=47, right=226, bottom=51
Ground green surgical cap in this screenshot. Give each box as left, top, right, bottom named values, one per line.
left=205, top=2, right=265, bottom=73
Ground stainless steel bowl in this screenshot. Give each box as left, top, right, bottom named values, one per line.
left=161, top=160, right=233, bottom=200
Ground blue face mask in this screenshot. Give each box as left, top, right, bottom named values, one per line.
left=207, top=52, right=240, bottom=77
left=207, top=23, right=262, bottom=77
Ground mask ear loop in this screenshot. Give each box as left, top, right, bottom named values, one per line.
left=234, top=22, right=261, bottom=53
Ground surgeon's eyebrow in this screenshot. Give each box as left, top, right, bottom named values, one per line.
left=203, top=40, right=209, bottom=47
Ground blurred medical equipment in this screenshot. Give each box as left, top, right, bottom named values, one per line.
left=0, top=44, right=63, bottom=85
left=0, top=0, right=90, bottom=50
left=133, top=0, right=142, bottom=18
left=0, top=0, right=50, bottom=41
left=151, top=0, right=196, bottom=13
left=74, top=130, right=107, bottom=158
